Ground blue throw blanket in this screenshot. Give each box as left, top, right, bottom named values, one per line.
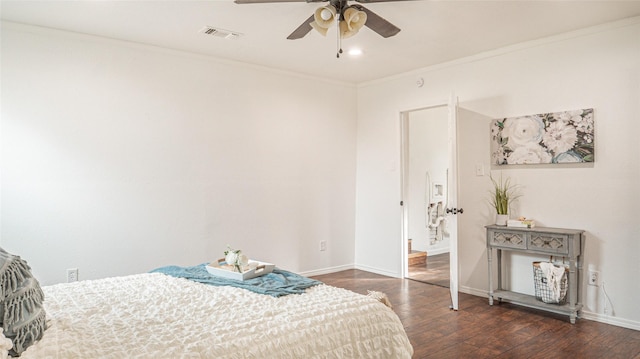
left=150, top=263, right=322, bottom=297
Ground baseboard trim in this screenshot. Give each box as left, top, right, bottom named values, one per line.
left=459, top=285, right=487, bottom=298
left=299, top=263, right=402, bottom=279
left=298, top=264, right=355, bottom=277
left=459, top=286, right=640, bottom=331
left=580, top=310, right=640, bottom=331
left=353, top=264, right=402, bottom=278
left=426, top=248, right=449, bottom=256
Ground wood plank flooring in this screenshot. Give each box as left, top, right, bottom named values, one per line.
left=311, top=269, right=640, bottom=359
left=408, top=252, right=449, bottom=287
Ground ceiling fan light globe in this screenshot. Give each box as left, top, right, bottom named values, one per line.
left=313, top=5, right=336, bottom=29
left=339, top=21, right=358, bottom=39
left=343, top=8, right=367, bottom=32
left=310, top=21, right=330, bottom=36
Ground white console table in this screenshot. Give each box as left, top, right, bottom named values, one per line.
left=486, top=224, right=585, bottom=323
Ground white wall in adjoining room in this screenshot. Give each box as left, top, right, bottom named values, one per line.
left=1, top=22, right=358, bottom=285
left=406, top=107, right=450, bottom=254
left=355, top=18, right=640, bottom=328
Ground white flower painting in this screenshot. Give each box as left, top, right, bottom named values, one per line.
left=491, top=108, right=594, bottom=165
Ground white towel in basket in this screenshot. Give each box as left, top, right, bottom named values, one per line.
left=539, top=262, right=566, bottom=303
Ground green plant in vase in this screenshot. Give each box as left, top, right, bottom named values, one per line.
left=489, top=173, right=521, bottom=225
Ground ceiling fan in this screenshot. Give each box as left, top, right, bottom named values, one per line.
left=234, top=0, right=409, bottom=56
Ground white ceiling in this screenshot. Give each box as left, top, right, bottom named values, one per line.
left=2, top=0, right=640, bottom=84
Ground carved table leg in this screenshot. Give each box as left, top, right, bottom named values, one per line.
left=487, top=246, right=493, bottom=305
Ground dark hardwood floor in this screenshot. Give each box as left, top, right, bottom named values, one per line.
left=311, top=269, right=640, bottom=359
left=408, top=252, right=449, bottom=287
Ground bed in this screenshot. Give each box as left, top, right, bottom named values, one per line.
left=10, top=268, right=413, bottom=358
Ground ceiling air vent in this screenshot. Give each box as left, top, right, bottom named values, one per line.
left=199, top=26, right=243, bottom=40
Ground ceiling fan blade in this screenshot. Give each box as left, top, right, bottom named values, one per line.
left=287, top=14, right=316, bottom=40
left=352, top=4, right=400, bottom=38
left=353, top=0, right=415, bottom=2
left=235, top=0, right=323, bottom=3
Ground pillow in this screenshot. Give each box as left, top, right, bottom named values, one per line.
left=0, top=248, right=47, bottom=357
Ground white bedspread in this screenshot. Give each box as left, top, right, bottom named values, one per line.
left=21, top=273, right=413, bottom=358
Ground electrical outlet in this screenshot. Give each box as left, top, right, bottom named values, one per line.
left=588, top=270, right=599, bottom=286
left=319, top=241, right=327, bottom=251
left=67, top=268, right=79, bottom=283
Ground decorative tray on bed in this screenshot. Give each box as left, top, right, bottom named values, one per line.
left=206, top=259, right=275, bottom=281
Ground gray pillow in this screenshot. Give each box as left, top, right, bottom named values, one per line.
left=0, top=248, right=47, bottom=357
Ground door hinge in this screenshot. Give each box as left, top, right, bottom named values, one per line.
left=400, top=201, right=404, bottom=206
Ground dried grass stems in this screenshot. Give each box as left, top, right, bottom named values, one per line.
left=489, top=173, right=521, bottom=215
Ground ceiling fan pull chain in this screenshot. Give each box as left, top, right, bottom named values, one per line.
left=336, top=14, right=342, bottom=58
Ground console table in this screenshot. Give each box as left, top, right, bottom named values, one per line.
left=486, top=224, right=585, bottom=323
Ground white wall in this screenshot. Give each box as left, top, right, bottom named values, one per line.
left=0, top=22, right=358, bottom=285
left=355, top=18, right=640, bottom=329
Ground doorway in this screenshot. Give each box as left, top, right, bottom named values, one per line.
left=402, top=105, right=451, bottom=288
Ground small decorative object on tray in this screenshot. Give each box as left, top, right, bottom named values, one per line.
left=206, top=246, right=275, bottom=281
left=507, top=217, right=535, bottom=228
left=223, top=246, right=248, bottom=273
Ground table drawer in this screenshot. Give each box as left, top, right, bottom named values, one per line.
left=528, top=233, right=569, bottom=255
left=489, top=230, right=527, bottom=249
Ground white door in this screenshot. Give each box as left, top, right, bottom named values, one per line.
left=400, top=94, right=460, bottom=310
left=447, top=94, right=459, bottom=310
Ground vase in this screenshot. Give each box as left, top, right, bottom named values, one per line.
left=495, top=214, right=509, bottom=226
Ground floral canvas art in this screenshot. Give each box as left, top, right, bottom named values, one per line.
left=491, top=108, right=594, bottom=165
